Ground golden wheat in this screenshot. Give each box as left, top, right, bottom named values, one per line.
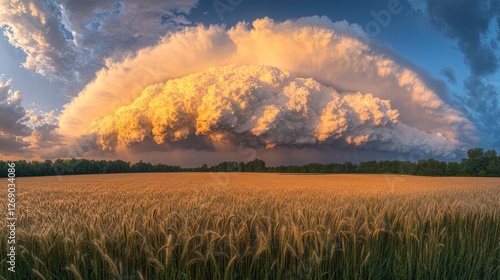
left=1, top=173, right=500, bottom=279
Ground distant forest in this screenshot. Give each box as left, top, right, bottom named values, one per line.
left=1, top=148, right=499, bottom=178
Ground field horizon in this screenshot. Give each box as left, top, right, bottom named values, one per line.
left=2, top=173, right=500, bottom=279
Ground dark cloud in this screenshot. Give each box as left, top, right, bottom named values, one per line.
left=0, top=80, right=32, bottom=156
left=29, top=123, right=63, bottom=150
left=411, top=0, right=500, bottom=148
left=0, top=79, right=64, bottom=157
left=0, top=81, right=31, bottom=137
left=425, top=0, right=498, bottom=76
left=44, top=134, right=107, bottom=159
left=462, top=77, right=499, bottom=146
left=441, top=66, right=457, bottom=84
left=0, top=135, right=30, bottom=156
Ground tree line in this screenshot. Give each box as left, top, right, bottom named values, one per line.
left=1, top=148, right=499, bottom=178
left=0, top=158, right=182, bottom=177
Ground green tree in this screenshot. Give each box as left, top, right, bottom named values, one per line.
left=357, top=161, right=378, bottom=174
left=445, top=162, right=460, bottom=176
left=132, top=160, right=153, bottom=172
left=485, top=150, right=500, bottom=176
left=461, top=148, right=488, bottom=176
left=0, top=161, right=8, bottom=177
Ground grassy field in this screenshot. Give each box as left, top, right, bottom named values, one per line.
left=2, top=173, right=500, bottom=279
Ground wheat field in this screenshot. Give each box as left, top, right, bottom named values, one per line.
left=2, top=173, right=500, bottom=279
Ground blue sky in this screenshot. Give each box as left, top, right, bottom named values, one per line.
left=0, top=0, right=467, bottom=111
left=0, top=0, right=498, bottom=165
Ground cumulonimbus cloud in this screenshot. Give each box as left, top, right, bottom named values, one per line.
left=89, top=65, right=459, bottom=157
left=57, top=16, right=472, bottom=158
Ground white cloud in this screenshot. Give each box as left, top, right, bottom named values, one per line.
left=0, top=14, right=475, bottom=160
left=55, top=16, right=471, bottom=159
left=0, top=0, right=199, bottom=90
left=87, top=64, right=460, bottom=157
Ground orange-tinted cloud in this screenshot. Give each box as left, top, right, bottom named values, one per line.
left=54, top=16, right=472, bottom=158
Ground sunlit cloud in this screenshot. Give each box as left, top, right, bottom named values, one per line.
left=54, top=17, right=471, bottom=159
left=0, top=0, right=199, bottom=91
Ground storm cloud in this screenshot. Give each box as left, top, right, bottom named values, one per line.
left=54, top=17, right=472, bottom=159
left=0, top=79, right=61, bottom=157
left=88, top=65, right=459, bottom=157
left=409, top=0, right=500, bottom=148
